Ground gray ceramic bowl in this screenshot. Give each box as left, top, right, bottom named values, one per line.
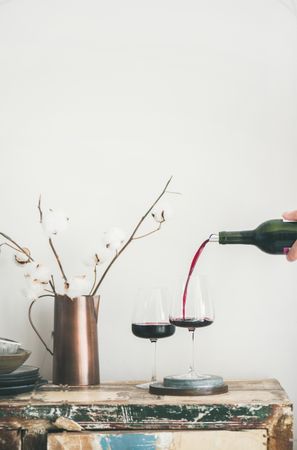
left=0, top=349, right=31, bottom=374
left=0, top=338, right=21, bottom=354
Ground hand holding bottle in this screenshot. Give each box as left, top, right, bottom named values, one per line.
left=282, top=211, right=297, bottom=261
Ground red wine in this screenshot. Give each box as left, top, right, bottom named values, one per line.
left=132, top=323, right=175, bottom=341
left=182, top=239, right=209, bottom=319
left=170, top=317, right=213, bottom=329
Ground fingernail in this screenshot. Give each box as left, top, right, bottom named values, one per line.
left=283, top=247, right=290, bottom=255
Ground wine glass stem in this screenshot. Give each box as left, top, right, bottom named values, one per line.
left=151, top=339, right=157, bottom=382
left=189, top=329, right=196, bottom=375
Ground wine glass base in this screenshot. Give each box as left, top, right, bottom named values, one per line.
left=135, top=381, right=155, bottom=390
left=169, top=372, right=212, bottom=381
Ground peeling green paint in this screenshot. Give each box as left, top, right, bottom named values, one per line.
left=0, top=403, right=273, bottom=429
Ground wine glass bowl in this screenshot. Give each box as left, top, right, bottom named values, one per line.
left=131, top=287, right=175, bottom=388
left=131, top=323, right=175, bottom=340
left=170, top=274, right=214, bottom=330
left=169, top=274, right=214, bottom=380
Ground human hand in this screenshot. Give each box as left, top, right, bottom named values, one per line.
left=282, top=211, right=297, bottom=261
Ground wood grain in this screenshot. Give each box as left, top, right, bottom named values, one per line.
left=0, top=379, right=292, bottom=450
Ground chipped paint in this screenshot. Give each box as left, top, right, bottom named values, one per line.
left=47, top=430, right=268, bottom=450
left=0, top=403, right=274, bottom=429
left=156, top=433, right=173, bottom=448
left=99, top=433, right=157, bottom=449
left=0, top=380, right=293, bottom=450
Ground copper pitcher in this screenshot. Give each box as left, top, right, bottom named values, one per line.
left=29, top=295, right=100, bottom=386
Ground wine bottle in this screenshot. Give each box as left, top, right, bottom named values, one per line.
left=209, top=219, right=297, bottom=254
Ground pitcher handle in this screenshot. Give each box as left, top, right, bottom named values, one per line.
left=28, top=294, right=54, bottom=356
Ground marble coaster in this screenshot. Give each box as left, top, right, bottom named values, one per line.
left=164, top=374, right=224, bottom=389
left=149, top=381, right=228, bottom=396
left=149, top=374, right=228, bottom=396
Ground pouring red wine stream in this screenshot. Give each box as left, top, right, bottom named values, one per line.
left=182, top=238, right=210, bottom=320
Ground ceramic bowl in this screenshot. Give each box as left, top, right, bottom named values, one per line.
left=0, top=338, right=21, bottom=354
left=0, top=349, right=31, bottom=374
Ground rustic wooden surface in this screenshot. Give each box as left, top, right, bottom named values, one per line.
left=0, top=379, right=292, bottom=450
left=0, top=429, right=21, bottom=450
left=48, top=430, right=268, bottom=450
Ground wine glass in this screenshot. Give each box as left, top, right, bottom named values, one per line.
left=131, top=287, right=175, bottom=389
left=169, top=274, right=214, bottom=380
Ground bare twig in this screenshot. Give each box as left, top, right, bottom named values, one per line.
left=89, top=265, right=97, bottom=295
left=0, top=212, right=55, bottom=295
left=38, top=195, right=43, bottom=223
left=28, top=295, right=54, bottom=356
left=49, top=238, right=68, bottom=284
left=39, top=196, right=68, bottom=286
left=166, top=190, right=182, bottom=195
left=0, top=242, right=21, bottom=253
left=133, top=221, right=164, bottom=240
left=49, top=280, right=56, bottom=296
left=0, top=232, right=34, bottom=262
left=91, top=177, right=173, bottom=295
left=50, top=275, right=56, bottom=294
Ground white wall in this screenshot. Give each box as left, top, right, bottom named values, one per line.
left=1, top=0, right=297, bottom=443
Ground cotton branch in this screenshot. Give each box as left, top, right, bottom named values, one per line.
left=0, top=232, right=34, bottom=262
left=50, top=275, right=56, bottom=295
left=91, top=177, right=173, bottom=295
left=0, top=242, right=21, bottom=253
left=0, top=230, right=55, bottom=297
left=49, top=238, right=68, bottom=284
left=133, top=219, right=165, bottom=240
left=38, top=196, right=68, bottom=285
left=28, top=295, right=54, bottom=356
left=89, top=265, right=98, bottom=295
left=38, top=195, right=43, bottom=223
left=47, top=276, right=56, bottom=296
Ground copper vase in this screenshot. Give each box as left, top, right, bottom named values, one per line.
left=29, top=294, right=100, bottom=386
left=52, top=295, right=100, bottom=386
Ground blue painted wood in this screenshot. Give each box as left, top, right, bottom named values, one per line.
left=99, top=433, right=157, bottom=450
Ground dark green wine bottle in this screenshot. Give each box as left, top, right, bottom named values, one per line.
left=210, top=219, right=297, bottom=254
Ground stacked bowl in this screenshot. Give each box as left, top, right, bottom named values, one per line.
left=0, top=338, right=45, bottom=395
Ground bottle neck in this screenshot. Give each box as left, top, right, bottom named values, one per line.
left=218, top=230, right=255, bottom=245
left=209, top=234, right=219, bottom=242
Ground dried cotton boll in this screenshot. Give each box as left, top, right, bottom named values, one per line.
left=23, top=279, right=45, bottom=301
left=83, top=254, right=99, bottom=268
left=64, top=275, right=89, bottom=299
left=151, top=203, right=173, bottom=223
left=95, top=246, right=111, bottom=264
left=42, top=209, right=69, bottom=236
left=14, top=247, right=31, bottom=265
left=26, top=263, right=51, bottom=284
left=103, top=227, right=126, bottom=252
left=83, top=247, right=110, bottom=267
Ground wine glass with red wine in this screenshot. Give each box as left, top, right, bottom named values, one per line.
left=132, top=287, right=175, bottom=389
left=169, top=274, right=214, bottom=379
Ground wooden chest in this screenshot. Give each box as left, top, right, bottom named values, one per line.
left=0, top=379, right=292, bottom=449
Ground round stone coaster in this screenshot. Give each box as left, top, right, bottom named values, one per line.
left=149, top=382, right=228, bottom=396
left=164, top=374, right=224, bottom=389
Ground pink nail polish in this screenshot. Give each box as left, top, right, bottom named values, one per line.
left=283, top=247, right=290, bottom=255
